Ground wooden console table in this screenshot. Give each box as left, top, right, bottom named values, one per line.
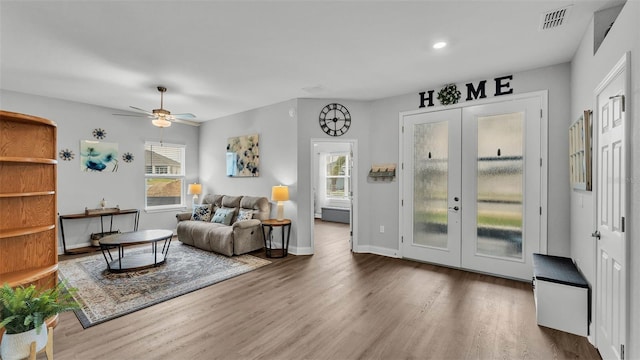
left=59, top=209, right=140, bottom=255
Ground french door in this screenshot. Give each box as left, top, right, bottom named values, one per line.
left=401, top=95, right=544, bottom=280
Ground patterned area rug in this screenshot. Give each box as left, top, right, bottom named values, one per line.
left=58, top=242, right=270, bottom=328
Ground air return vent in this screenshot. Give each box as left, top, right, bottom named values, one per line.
left=539, top=6, right=572, bottom=30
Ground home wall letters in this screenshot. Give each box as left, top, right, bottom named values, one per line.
left=419, top=74, right=514, bottom=108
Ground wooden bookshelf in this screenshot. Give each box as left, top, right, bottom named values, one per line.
left=0, top=110, right=58, bottom=290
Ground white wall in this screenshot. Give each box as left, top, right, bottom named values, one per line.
left=570, top=1, right=639, bottom=355
left=198, top=99, right=300, bottom=251
left=0, top=90, right=200, bottom=251
left=364, top=63, right=572, bottom=256
left=296, top=99, right=375, bottom=254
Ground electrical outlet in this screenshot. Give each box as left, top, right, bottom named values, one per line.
left=379, top=225, right=385, bottom=233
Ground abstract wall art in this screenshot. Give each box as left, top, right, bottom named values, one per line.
left=80, top=140, right=119, bottom=172
left=226, top=134, right=259, bottom=177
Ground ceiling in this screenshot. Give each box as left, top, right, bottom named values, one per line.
left=0, top=0, right=624, bottom=122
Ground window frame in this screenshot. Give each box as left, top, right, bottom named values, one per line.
left=325, top=152, right=350, bottom=199
left=144, top=141, right=186, bottom=211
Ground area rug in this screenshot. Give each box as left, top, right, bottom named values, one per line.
left=58, top=242, right=270, bottom=328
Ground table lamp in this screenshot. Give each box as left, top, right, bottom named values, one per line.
left=188, top=183, right=202, bottom=205
left=271, top=185, right=289, bottom=221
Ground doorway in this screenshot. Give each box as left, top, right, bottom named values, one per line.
left=400, top=92, right=547, bottom=280
left=310, top=139, right=358, bottom=253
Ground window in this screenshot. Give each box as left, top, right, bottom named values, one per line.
left=145, top=141, right=185, bottom=210
left=325, top=153, right=349, bottom=198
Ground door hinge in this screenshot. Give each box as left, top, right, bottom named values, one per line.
left=622, top=216, right=625, bottom=232
left=621, top=344, right=625, bottom=360
left=401, top=236, right=404, bottom=243
left=540, top=109, right=543, bottom=119
left=540, top=158, right=543, bottom=167
left=540, top=207, right=542, bottom=215
left=402, top=125, right=405, bottom=133
left=401, top=199, right=404, bottom=206
left=402, top=163, right=404, bottom=170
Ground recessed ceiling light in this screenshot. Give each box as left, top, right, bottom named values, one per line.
left=433, top=41, right=447, bottom=49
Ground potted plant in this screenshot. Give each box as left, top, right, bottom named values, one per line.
left=0, top=282, right=79, bottom=360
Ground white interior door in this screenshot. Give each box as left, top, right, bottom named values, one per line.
left=401, top=94, right=544, bottom=280
left=595, top=55, right=627, bottom=360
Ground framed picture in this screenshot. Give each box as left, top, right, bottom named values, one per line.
left=80, top=140, right=119, bottom=172
left=569, top=110, right=592, bottom=190
left=226, top=134, right=259, bottom=177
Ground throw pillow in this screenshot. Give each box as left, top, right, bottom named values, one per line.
left=234, top=209, right=254, bottom=223
left=191, top=204, right=212, bottom=222
left=211, top=207, right=235, bottom=226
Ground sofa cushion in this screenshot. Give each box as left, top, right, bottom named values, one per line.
left=222, top=195, right=242, bottom=209
left=212, top=207, right=235, bottom=225
left=177, top=221, right=234, bottom=256
left=191, top=204, right=213, bottom=222
left=239, top=196, right=271, bottom=221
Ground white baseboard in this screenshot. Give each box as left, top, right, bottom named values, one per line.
left=354, top=245, right=401, bottom=258
left=288, top=245, right=313, bottom=256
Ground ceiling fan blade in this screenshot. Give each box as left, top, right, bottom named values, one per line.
left=129, top=106, right=154, bottom=114
left=113, top=113, right=150, bottom=118
left=172, top=118, right=200, bottom=127
left=173, top=113, right=197, bottom=119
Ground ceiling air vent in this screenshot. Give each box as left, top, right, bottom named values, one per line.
left=539, top=5, right=572, bottom=30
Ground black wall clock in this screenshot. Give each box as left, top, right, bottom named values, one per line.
left=319, top=103, right=351, bottom=136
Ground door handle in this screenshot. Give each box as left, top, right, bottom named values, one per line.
left=591, top=230, right=601, bottom=240
left=448, top=206, right=459, bottom=211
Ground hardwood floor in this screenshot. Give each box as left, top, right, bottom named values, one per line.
left=52, top=220, right=600, bottom=359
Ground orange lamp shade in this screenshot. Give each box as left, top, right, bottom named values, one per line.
left=271, top=185, right=289, bottom=201
left=188, top=183, right=202, bottom=195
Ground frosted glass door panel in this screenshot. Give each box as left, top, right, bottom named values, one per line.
left=476, top=113, right=524, bottom=259
left=414, top=121, right=448, bottom=248
left=402, top=108, right=461, bottom=268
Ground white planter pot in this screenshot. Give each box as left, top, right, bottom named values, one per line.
left=0, top=323, right=47, bottom=360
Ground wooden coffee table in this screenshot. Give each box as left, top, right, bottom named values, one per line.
left=99, top=229, right=174, bottom=272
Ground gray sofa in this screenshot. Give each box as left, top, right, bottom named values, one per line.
left=176, top=194, right=270, bottom=256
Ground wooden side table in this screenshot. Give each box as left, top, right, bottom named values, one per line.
left=261, top=219, right=292, bottom=258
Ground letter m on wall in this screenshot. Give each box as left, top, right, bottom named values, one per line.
left=466, top=80, right=487, bottom=101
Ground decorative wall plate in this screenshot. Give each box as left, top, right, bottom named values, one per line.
left=59, top=148, right=75, bottom=161
left=122, top=152, right=134, bottom=163
left=92, top=128, right=107, bottom=140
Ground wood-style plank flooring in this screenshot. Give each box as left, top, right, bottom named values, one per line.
left=52, top=220, right=600, bottom=359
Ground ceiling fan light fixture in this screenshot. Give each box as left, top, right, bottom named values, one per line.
left=152, top=118, right=172, bottom=128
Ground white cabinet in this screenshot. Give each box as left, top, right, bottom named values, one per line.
left=533, top=253, right=589, bottom=337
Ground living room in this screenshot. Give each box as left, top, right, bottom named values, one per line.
left=1, top=1, right=639, bottom=359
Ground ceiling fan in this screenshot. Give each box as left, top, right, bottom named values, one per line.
left=114, top=86, right=198, bottom=127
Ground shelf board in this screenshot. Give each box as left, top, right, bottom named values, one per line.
left=0, top=191, right=55, bottom=198
left=0, top=224, right=55, bottom=239
left=0, top=156, right=57, bottom=164
left=0, top=111, right=57, bottom=127
left=0, top=264, right=58, bottom=288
